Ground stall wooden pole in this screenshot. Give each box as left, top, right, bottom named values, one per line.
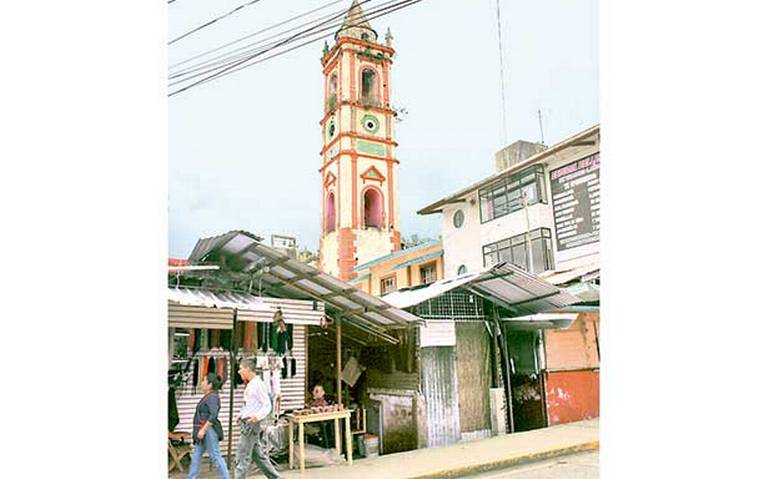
left=336, top=317, right=342, bottom=407
left=227, top=308, right=238, bottom=471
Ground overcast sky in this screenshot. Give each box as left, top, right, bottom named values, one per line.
left=169, top=0, right=598, bottom=258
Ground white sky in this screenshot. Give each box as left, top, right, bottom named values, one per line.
left=169, top=0, right=598, bottom=257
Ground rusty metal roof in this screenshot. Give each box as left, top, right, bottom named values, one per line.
left=188, top=230, right=423, bottom=345
left=383, top=262, right=581, bottom=316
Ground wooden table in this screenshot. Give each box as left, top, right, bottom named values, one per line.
left=287, top=409, right=353, bottom=472
left=168, top=431, right=192, bottom=473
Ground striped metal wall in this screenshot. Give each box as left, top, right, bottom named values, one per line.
left=420, top=346, right=461, bottom=447
left=172, top=325, right=308, bottom=448
left=168, top=297, right=324, bottom=330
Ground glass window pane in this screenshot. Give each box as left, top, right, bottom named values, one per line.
left=512, top=244, right=527, bottom=270
left=498, top=247, right=513, bottom=263
left=531, top=239, right=546, bottom=273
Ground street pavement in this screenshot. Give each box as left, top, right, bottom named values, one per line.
left=466, top=451, right=599, bottom=479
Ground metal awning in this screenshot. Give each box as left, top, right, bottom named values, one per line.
left=188, top=230, right=423, bottom=345
left=383, top=262, right=581, bottom=317
left=168, top=287, right=273, bottom=313
left=501, top=313, right=578, bottom=330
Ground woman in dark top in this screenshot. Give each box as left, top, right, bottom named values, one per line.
left=188, top=373, right=229, bottom=479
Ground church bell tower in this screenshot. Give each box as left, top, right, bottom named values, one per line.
left=318, top=1, right=401, bottom=281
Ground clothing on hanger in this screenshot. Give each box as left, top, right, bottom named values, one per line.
left=281, top=357, right=288, bottom=379
left=286, top=324, right=294, bottom=350
left=290, top=357, right=297, bottom=378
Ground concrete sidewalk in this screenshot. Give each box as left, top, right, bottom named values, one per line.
left=172, top=419, right=598, bottom=479
left=281, top=419, right=598, bottom=479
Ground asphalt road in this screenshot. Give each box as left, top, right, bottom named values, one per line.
left=466, top=451, right=599, bottom=479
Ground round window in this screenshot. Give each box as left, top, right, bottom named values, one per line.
left=453, top=210, right=465, bottom=228
left=361, top=114, right=380, bottom=133
left=458, top=265, right=467, bottom=275
left=328, top=120, right=336, bottom=138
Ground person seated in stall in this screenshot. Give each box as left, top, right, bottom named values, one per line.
left=309, top=384, right=329, bottom=408
left=305, top=384, right=335, bottom=448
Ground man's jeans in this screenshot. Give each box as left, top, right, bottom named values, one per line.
left=187, top=428, right=230, bottom=479
left=234, top=419, right=282, bottom=479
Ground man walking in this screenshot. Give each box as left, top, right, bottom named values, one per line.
left=235, top=358, right=282, bottom=479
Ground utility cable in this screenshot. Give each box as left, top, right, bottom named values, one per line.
left=170, top=0, right=405, bottom=82
left=494, top=0, right=508, bottom=144
left=169, top=0, right=375, bottom=96
left=169, top=0, right=267, bottom=45
left=170, top=0, right=420, bottom=95
left=169, top=0, right=346, bottom=70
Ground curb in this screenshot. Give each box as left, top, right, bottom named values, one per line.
left=405, top=440, right=600, bottom=479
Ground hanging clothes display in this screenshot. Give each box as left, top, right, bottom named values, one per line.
left=168, top=387, right=179, bottom=432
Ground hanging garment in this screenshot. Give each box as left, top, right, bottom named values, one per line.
left=244, top=322, right=253, bottom=352
left=290, top=357, right=297, bottom=378
left=276, top=330, right=288, bottom=355
left=207, top=356, right=217, bottom=376
left=193, top=328, right=201, bottom=353
left=199, top=357, right=208, bottom=386
left=281, top=357, right=288, bottom=379
left=270, top=369, right=281, bottom=397
left=286, top=324, right=294, bottom=350
left=191, top=358, right=199, bottom=387
left=269, top=323, right=278, bottom=352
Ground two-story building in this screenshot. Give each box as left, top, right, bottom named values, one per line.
left=417, top=124, right=601, bottom=429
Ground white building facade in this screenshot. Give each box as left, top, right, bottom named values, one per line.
left=418, top=125, right=600, bottom=281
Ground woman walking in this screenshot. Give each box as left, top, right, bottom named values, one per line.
left=188, top=373, right=230, bottom=479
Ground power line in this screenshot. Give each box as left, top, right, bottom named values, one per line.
left=169, top=0, right=267, bottom=46
left=195, top=0, right=421, bottom=90
left=169, top=1, right=360, bottom=79
left=494, top=0, right=508, bottom=145
left=170, top=0, right=405, bottom=82
left=169, top=0, right=347, bottom=70
left=170, top=0, right=421, bottom=96
left=170, top=0, right=422, bottom=97
left=169, top=0, right=370, bottom=96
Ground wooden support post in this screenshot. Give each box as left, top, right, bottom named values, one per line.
left=226, top=309, right=238, bottom=471
left=336, top=317, right=342, bottom=406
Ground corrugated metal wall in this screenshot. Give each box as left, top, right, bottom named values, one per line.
left=172, top=325, right=308, bottom=447
left=169, top=297, right=324, bottom=330
left=421, top=346, right=461, bottom=447
left=455, top=323, right=492, bottom=434
left=544, top=370, right=599, bottom=425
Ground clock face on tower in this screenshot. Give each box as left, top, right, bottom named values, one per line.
left=361, top=114, right=379, bottom=134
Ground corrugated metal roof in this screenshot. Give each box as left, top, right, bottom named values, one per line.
left=383, top=263, right=581, bottom=317
left=188, top=231, right=423, bottom=345
left=501, top=313, right=578, bottom=330
left=168, top=287, right=274, bottom=313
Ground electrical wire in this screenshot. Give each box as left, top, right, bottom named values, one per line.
left=494, top=0, right=508, bottom=144
left=182, top=0, right=421, bottom=91
left=169, top=0, right=347, bottom=70
left=170, top=0, right=405, bottom=82
left=169, top=0, right=421, bottom=96
left=169, top=1, right=358, bottom=79
left=169, top=0, right=267, bottom=46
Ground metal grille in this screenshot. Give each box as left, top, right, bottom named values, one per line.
left=408, top=290, right=485, bottom=320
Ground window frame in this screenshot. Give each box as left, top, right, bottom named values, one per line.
left=481, top=228, right=554, bottom=273
left=419, top=261, right=438, bottom=285
left=479, top=165, right=548, bottom=224
left=380, top=275, right=397, bottom=295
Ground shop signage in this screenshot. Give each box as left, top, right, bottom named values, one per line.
left=550, top=153, right=600, bottom=251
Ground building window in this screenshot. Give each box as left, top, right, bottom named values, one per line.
left=361, top=68, right=377, bottom=103
left=457, top=265, right=467, bottom=275
left=363, top=187, right=383, bottom=228
left=325, top=191, right=336, bottom=233
left=482, top=228, right=554, bottom=274
left=452, top=209, right=465, bottom=228
left=381, top=276, right=397, bottom=294
left=420, top=262, right=437, bottom=285
left=479, top=165, right=547, bottom=223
